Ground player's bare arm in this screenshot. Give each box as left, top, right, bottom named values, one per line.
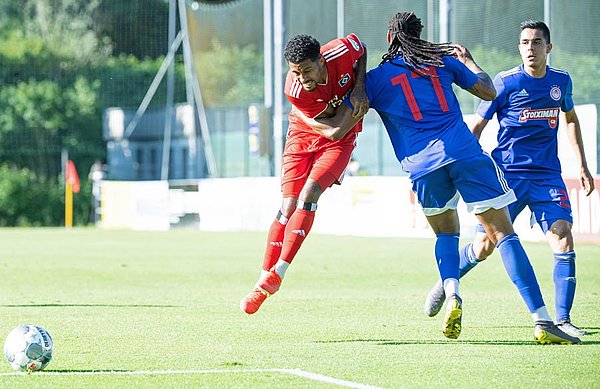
left=562, top=109, right=595, bottom=196
left=349, top=43, right=369, bottom=118
left=469, top=114, right=489, bottom=140
left=453, top=44, right=496, bottom=101
left=295, top=104, right=362, bottom=141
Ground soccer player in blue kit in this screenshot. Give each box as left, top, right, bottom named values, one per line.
left=424, top=20, right=595, bottom=338
left=303, top=12, right=580, bottom=343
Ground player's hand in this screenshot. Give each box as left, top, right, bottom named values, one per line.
left=349, top=86, right=369, bottom=118
left=452, top=44, right=474, bottom=65
left=581, top=167, right=595, bottom=196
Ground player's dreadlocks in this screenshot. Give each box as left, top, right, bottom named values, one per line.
left=284, top=34, right=321, bottom=64
left=381, top=12, right=455, bottom=75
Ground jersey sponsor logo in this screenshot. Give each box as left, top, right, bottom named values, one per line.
left=348, top=36, right=361, bottom=51
left=518, top=107, right=560, bottom=128
left=550, top=85, right=562, bottom=101
left=329, top=95, right=343, bottom=108
left=516, top=88, right=529, bottom=97
left=328, top=90, right=350, bottom=108
left=338, top=73, right=350, bottom=87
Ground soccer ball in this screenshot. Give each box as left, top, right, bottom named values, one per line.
left=4, top=324, right=54, bottom=372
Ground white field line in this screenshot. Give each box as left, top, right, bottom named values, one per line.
left=0, top=368, right=382, bottom=388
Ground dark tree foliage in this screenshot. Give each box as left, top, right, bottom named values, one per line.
left=94, top=0, right=170, bottom=59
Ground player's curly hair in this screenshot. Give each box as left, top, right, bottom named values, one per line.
left=520, top=20, right=551, bottom=43
left=283, top=34, right=321, bottom=64
left=381, top=12, right=455, bottom=75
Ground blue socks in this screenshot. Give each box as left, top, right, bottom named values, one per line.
left=435, top=234, right=460, bottom=281
left=553, top=251, right=576, bottom=322
left=496, top=234, right=545, bottom=313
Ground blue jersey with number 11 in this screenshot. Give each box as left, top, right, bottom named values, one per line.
left=364, top=55, right=482, bottom=180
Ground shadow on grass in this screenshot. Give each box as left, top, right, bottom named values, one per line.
left=316, top=338, right=600, bottom=346
left=0, top=304, right=180, bottom=308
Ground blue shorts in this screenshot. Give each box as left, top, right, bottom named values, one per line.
left=475, top=176, right=573, bottom=234
left=412, top=154, right=516, bottom=216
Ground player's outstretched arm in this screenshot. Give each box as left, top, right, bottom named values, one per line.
left=294, top=104, right=362, bottom=141
left=453, top=44, right=496, bottom=101
left=562, top=109, right=595, bottom=196
left=469, top=114, right=489, bottom=140
left=349, top=43, right=369, bottom=118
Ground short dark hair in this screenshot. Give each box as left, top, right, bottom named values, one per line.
left=283, top=34, right=321, bottom=64
left=520, top=20, right=551, bottom=43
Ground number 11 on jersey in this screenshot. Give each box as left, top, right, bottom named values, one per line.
left=390, top=66, right=449, bottom=121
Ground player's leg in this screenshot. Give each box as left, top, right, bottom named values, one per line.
left=278, top=179, right=321, bottom=266
left=278, top=141, right=354, bottom=267
left=529, top=178, right=587, bottom=336
left=461, top=231, right=494, bottom=275
left=478, top=209, right=581, bottom=343
left=241, top=142, right=354, bottom=314
left=461, top=185, right=526, bottom=273
left=425, top=209, right=463, bottom=340
left=414, top=166, right=463, bottom=339
left=240, top=146, right=312, bottom=314
left=476, top=207, right=548, bottom=311
left=240, top=195, right=298, bottom=315
left=261, top=197, right=296, bottom=274
left=461, top=181, right=527, bottom=276
left=456, top=156, right=545, bottom=316
left=453, top=155, right=579, bottom=343
left=424, top=229, right=494, bottom=317
left=547, top=220, right=586, bottom=335
left=423, top=156, right=513, bottom=317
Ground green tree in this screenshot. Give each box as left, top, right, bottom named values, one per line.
left=94, top=0, right=169, bottom=59
left=195, top=40, right=263, bottom=106
left=0, top=78, right=101, bottom=179
left=0, top=164, right=90, bottom=226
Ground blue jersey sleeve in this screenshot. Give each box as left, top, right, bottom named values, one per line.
left=561, top=76, right=575, bottom=112
left=443, top=56, right=478, bottom=90
left=477, top=74, right=505, bottom=119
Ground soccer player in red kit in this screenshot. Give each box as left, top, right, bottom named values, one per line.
left=240, top=33, right=368, bottom=314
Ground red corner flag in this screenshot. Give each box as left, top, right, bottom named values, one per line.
left=65, top=160, right=80, bottom=193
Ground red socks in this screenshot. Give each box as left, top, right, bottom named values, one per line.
left=280, top=209, right=315, bottom=264
left=262, top=218, right=286, bottom=271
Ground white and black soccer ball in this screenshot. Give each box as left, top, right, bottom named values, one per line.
left=4, top=324, right=54, bottom=372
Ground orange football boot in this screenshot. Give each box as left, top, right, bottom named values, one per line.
left=240, top=267, right=282, bottom=314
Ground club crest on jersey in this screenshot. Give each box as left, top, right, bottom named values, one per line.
left=338, top=73, right=350, bottom=87
left=549, top=86, right=561, bottom=101
left=518, top=107, right=560, bottom=128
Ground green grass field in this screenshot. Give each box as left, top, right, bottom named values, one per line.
left=0, top=228, right=598, bottom=388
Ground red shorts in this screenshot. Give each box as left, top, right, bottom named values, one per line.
left=281, top=132, right=356, bottom=197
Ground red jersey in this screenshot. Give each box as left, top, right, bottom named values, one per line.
left=285, top=33, right=365, bottom=147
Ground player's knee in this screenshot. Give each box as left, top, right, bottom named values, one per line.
left=281, top=197, right=298, bottom=217
left=548, top=219, right=572, bottom=239
left=547, top=220, right=573, bottom=252
left=300, top=179, right=324, bottom=203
